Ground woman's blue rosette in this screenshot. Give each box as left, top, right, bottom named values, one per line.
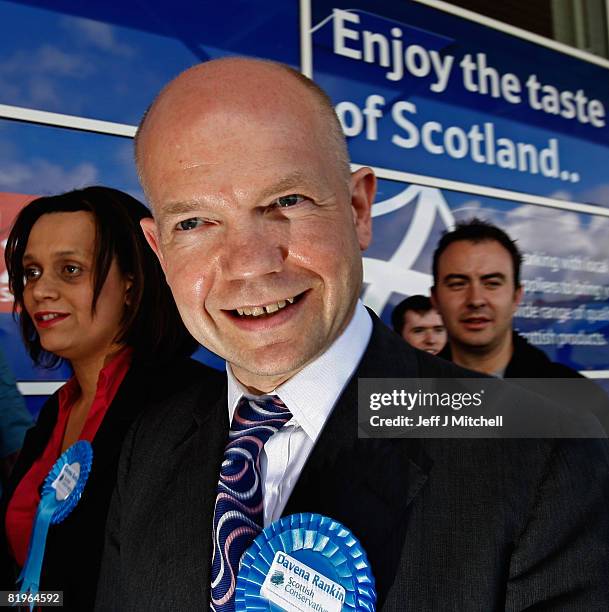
left=236, top=512, right=376, bottom=611
left=17, top=440, right=93, bottom=605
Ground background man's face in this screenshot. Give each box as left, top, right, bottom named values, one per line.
left=140, top=82, right=374, bottom=389
left=432, top=239, right=523, bottom=354
left=401, top=309, right=447, bottom=355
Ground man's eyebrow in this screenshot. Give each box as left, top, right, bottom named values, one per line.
left=442, top=272, right=507, bottom=282
left=158, top=172, right=313, bottom=218
left=159, top=199, right=207, bottom=218
left=442, top=273, right=469, bottom=282
left=257, top=172, right=310, bottom=203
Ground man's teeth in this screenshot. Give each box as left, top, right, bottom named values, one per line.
left=236, top=297, right=295, bottom=317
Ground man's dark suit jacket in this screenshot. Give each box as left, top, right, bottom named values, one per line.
left=96, top=317, right=609, bottom=610
left=0, top=357, right=221, bottom=611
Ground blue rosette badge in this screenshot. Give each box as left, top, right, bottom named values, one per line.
left=236, top=513, right=376, bottom=611
left=17, top=440, right=93, bottom=602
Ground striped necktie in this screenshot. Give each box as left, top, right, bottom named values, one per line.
left=210, top=394, right=292, bottom=611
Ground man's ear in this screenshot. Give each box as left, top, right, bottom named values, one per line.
left=350, top=167, right=376, bottom=251
left=140, top=218, right=166, bottom=273
left=513, top=284, right=524, bottom=311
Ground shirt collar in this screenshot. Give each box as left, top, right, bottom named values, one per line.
left=227, top=301, right=372, bottom=442
left=58, top=346, right=133, bottom=410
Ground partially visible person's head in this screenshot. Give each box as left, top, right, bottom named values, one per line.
left=391, top=295, right=447, bottom=355
left=431, top=218, right=523, bottom=359
left=136, top=58, right=376, bottom=391
left=5, top=186, right=197, bottom=368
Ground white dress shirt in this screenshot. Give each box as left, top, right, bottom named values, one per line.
left=226, top=300, right=373, bottom=526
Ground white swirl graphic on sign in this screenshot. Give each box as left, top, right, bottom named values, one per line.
left=362, top=185, right=455, bottom=313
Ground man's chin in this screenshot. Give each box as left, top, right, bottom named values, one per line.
left=230, top=346, right=316, bottom=387
left=454, top=331, right=496, bottom=349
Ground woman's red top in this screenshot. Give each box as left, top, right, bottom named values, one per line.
left=5, top=348, right=132, bottom=566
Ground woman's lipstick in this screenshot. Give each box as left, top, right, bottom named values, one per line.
left=33, top=311, right=70, bottom=329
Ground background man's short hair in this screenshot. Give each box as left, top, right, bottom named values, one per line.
left=432, top=218, right=523, bottom=288
left=391, top=294, right=434, bottom=333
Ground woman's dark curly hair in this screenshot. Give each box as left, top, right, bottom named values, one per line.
left=4, top=186, right=197, bottom=368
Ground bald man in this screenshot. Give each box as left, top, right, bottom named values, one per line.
left=96, top=59, right=609, bottom=610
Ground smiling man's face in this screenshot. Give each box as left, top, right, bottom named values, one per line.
left=432, top=239, right=523, bottom=356
left=138, top=61, right=375, bottom=391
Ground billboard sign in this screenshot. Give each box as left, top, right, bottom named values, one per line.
left=303, top=0, right=609, bottom=208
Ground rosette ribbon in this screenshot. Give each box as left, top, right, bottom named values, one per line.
left=16, top=440, right=93, bottom=608
left=236, top=512, right=376, bottom=611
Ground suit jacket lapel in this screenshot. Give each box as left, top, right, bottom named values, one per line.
left=105, top=366, right=228, bottom=609
left=189, top=379, right=229, bottom=605
left=92, top=363, right=149, bottom=475
left=283, top=314, right=431, bottom=605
